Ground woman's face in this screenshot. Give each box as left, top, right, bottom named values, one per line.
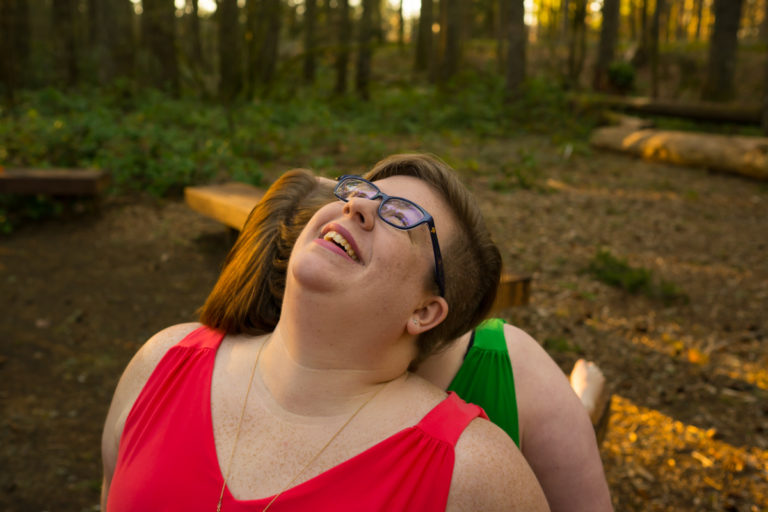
left=287, top=175, right=453, bottom=311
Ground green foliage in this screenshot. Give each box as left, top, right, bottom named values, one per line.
left=0, top=73, right=593, bottom=229
left=0, top=195, right=64, bottom=234
left=607, top=61, right=635, bottom=93
left=587, top=249, right=688, bottom=304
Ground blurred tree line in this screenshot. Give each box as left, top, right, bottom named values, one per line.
left=0, top=0, right=765, bottom=107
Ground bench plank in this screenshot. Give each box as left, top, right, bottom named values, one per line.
left=185, top=182, right=531, bottom=308
left=0, top=168, right=109, bottom=195
left=184, top=182, right=266, bottom=230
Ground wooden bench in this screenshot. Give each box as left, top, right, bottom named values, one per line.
left=185, top=182, right=532, bottom=310
left=0, top=168, right=110, bottom=195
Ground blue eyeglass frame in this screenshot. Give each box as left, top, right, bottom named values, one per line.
left=334, top=175, right=446, bottom=297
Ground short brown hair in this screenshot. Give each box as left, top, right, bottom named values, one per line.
left=199, top=169, right=334, bottom=334
left=365, top=154, right=501, bottom=364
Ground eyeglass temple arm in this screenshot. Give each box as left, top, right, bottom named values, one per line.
left=427, top=220, right=446, bottom=297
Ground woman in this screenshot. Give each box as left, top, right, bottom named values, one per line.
left=101, top=154, right=549, bottom=511
left=200, top=163, right=612, bottom=511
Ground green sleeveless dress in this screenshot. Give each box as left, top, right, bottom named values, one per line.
left=447, top=318, right=520, bottom=446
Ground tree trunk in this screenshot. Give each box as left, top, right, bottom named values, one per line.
left=438, top=0, right=461, bottom=81
left=566, top=0, right=587, bottom=88
left=258, top=0, right=282, bottom=88
left=593, top=0, right=620, bottom=91
left=218, top=0, right=242, bottom=100
left=590, top=125, right=768, bottom=181
left=334, top=0, right=351, bottom=95
left=142, top=0, right=179, bottom=94
left=398, top=0, right=405, bottom=49
left=0, top=0, right=30, bottom=105
left=303, top=0, right=317, bottom=84
left=702, top=0, right=744, bottom=102
left=90, top=0, right=133, bottom=84
left=628, top=0, right=638, bottom=41
left=245, top=0, right=260, bottom=98
left=414, top=0, right=433, bottom=71
left=650, top=0, right=663, bottom=98
left=356, top=0, right=373, bottom=99
left=694, top=0, right=704, bottom=40
left=496, top=0, right=505, bottom=73
left=760, top=0, right=768, bottom=42
left=505, top=0, right=525, bottom=98
left=190, top=0, right=204, bottom=66
left=53, top=0, right=78, bottom=87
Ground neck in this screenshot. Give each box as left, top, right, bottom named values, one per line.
left=260, top=289, right=415, bottom=417
left=415, top=331, right=472, bottom=390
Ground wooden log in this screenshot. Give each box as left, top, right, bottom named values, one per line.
left=571, top=93, right=761, bottom=125
left=0, top=168, right=110, bottom=195
left=185, top=182, right=534, bottom=308
left=590, top=125, right=768, bottom=181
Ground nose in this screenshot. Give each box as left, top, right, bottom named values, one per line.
left=343, top=196, right=378, bottom=230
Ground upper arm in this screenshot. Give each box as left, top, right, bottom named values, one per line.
left=506, top=325, right=613, bottom=512
left=100, top=322, right=201, bottom=508
left=447, top=418, right=550, bottom=512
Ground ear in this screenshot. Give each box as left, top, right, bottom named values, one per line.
left=406, top=296, right=449, bottom=336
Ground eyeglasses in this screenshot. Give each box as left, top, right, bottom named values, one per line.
left=334, top=175, right=446, bottom=297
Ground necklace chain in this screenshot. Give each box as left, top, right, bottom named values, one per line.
left=216, top=340, right=389, bottom=512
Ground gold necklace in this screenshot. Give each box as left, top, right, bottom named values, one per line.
left=216, top=340, right=389, bottom=512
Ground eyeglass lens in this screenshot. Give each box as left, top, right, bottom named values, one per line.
left=337, top=178, right=426, bottom=229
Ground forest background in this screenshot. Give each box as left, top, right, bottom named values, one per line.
left=1, top=0, right=767, bottom=511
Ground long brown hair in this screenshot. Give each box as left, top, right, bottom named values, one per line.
left=199, top=169, right=334, bottom=334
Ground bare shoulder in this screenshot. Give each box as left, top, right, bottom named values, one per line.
left=106, top=322, right=201, bottom=418
left=503, top=324, right=613, bottom=511
left=101, top=323, right=202, bottom=483
left=448, top=418, right=549, bottom=511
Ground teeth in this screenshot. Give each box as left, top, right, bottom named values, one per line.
left=323, top=231, right=358, bottom=261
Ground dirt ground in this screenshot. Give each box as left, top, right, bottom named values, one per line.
left=0, top=145, right=766, bottom=511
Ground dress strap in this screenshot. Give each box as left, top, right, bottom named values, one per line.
left=177, top=325, right=226, bottom=350
left=416, top=392, right=488, bottom=446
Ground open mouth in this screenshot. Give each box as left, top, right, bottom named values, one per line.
left=323, top=230, right=359, bottom=262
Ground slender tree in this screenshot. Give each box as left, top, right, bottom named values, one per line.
left=334, top=0, right=351, bottom=94
left=0, top=0, right=30, bottom=105
left=694, top=0, right=705, bottom=40
left=414, top=0, right=433, bottom=71
left=593, top=0, right=620, bottom=91
left=566, top=0, right=588, bottom=87
left=245, top=0, right=260, bottom=98
left=356, top=0, right=374, bottom=99
left=505, top=0, right=526, bottom=98
left=398, top=0, right=405, bottom=49
left=650, top=0, right=664, bottom=98
left=93, top=0, right=134, bottom=83
left=702, top=0, right=745, bottom=101
left=763, top=28, right=768, bottom=134
left=438, top=0, right=462, bottom=81
left=304, top=0, right=318, bottom=83
left=53, top=0, right=78, bottom=87
left=258, top=0, right=282, bottom=88
left=219, top=0, right=242, bottom=100
left=142, top=0, right=179, bottom=94
left=190, top=0, right=205, bottom=67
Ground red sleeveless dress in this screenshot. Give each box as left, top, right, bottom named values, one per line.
left=107, top=326, right=487, bottom=511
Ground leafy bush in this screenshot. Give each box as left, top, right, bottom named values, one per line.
left=608, top=61, right=636, bottom=94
